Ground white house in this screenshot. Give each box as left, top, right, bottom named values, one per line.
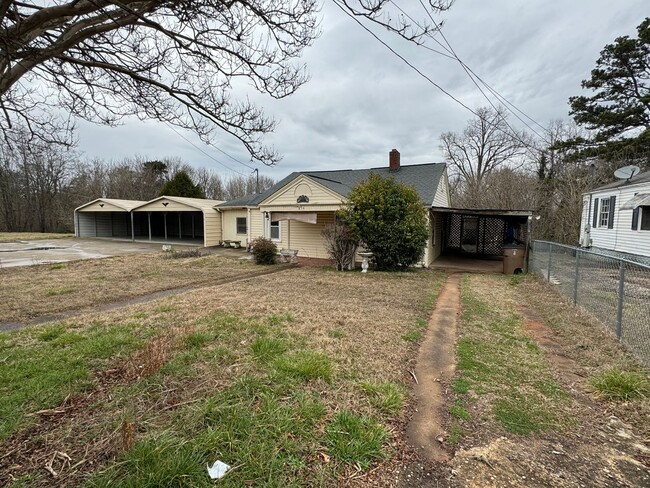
left=579, top=170, right=650, bottom=258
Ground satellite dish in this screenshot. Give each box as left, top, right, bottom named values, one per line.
left=614, top=165, right=640, bottom=181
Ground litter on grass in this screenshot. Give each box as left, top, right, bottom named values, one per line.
left=207, top=460, right=231, bottom=479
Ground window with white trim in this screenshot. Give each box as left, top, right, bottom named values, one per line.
left=236, top=217, right=247, bottom=235
left=641, top=207, right=650, bottom=231
left=270, top=220, right=281, bottom=240
left=599, top=198, right=610, bottom=227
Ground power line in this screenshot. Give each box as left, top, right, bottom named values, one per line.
left=331, top=0, right=541, bottom=157
left=394, top=1, right=549, bottom=143
left=164, top=122, right=249, bottom=176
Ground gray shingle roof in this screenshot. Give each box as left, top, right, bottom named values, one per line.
left=217, top=163, right=446, bottom=208
left=593, top=170, right=650, bottom=191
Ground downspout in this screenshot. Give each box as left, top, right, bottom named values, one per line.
left=584, top=163, right=595, bottom=247
left=216, top=207, right=223, bottom=245
left=247, top=207, right=252, bottom=246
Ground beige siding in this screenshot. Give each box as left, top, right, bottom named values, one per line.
left=204, top=210, right=222, bottom=247
left=78, top=201, right=127, bottom=212
left=250, top=210, right=264, bottom=239
left=259, top=204, right=342, bottom=212
left=283, top=212, right=335, bottom=259
left=134, top=198, right=198, bottom=212
left=433, top=214, right=443, bottom=260
left=433, top=169, right=451, bottom=207
left=261, top=175, right=344, bottom=206
left=423, top=213, right=434, bottom=266
left=221, top=209, right=248, bottom=242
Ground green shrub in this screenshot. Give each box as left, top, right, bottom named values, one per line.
left=251, top=237, right=277, bottom=265
left=340, top=174, right=429, bottom=270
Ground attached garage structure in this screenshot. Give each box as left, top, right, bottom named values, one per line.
left=131, top=196, right=224, bottom=247
left=75, top=198, right=146, bottom=239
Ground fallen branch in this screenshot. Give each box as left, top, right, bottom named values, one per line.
left=408, top=369, right=419, bottom=385
left=26, top=409, right=65, bottom=417
left=44, top=452, right=58, bottom=477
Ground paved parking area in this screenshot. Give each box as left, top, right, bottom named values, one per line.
left=0, top=238, right=206, bottom=268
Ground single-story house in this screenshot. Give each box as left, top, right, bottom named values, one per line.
left=579, top=169, right=650, bottom=258
left=217, top=149, right=450, bottom=266
left=75, top=196, right=224, bottom=247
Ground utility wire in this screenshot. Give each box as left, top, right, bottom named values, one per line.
left=406, top=0, right=550, bottom=141
left=332, top=0, right=541, bottom=156
left=411, top=0, right=547, bottom=148
left=164, top=122, right=249, bottom=177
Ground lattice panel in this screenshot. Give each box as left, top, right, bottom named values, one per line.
left=445, top=213, right=462, bottom=249
left=441, top=214, right=529, bottom=257
left=481, top=217, right=506, bottom=255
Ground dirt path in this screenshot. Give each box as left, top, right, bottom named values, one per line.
left=406, top=273, right=460, bottom=463
left=0, top=266, right=293, bottom=332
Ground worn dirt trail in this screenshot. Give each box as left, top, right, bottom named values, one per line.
left=406, top=273, right=460, bottom=463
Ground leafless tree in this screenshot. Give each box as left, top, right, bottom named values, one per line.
left=322, top=221, right=358, bottom=271
left=0, top=1, right=453, bottom=162
left=440, top=106, right=532, bottom=207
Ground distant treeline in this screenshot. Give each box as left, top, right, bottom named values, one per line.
left=0, top=139, right=275, bottom=233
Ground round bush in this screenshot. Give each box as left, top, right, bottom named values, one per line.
left=251, top=237, right=278, bottom=265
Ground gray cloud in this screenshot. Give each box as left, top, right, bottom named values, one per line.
left=74, top=0, right=648, bottom=180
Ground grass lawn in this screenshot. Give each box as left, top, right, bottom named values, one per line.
left=0, top=265, right=444, bottom=487
left=0, top=232, right=74, bottom=242
left=450, top=274, right=573, bottom=442
left=0, top=253, right=266, bottom=323
left=447, top=273, right=650, bottom=487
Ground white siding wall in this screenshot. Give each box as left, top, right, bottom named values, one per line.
left=583, top=184, right=650, bottom=257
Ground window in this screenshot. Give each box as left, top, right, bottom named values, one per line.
left=236, top=217, right=247, bottom=235
left=599, top=198, right=610, bottom=227
left=641, top=207, right=650, bottom=231
left=270, top=220, right=281, bottom=240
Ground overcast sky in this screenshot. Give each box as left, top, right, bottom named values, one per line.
left=74, top=0, right=648, bottom=180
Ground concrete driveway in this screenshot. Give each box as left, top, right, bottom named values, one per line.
left=0, top=238, right=176, bottom=268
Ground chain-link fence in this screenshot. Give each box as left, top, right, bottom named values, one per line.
left=531, top=240, right=650, bottom=368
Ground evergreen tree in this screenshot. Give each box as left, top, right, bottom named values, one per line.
left=160, top=171, right=206, bottom=199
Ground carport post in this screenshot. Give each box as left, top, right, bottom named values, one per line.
left=147, top=212, right=152, bottom=241
left=191, top=214, right=195, bottom=238
left=130, top=212, right=135, bottom=242
left=164, top=212, right=168, bottom=240
left=178, top=213, right=182, bottom=239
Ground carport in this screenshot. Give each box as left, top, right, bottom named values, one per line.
left=74, top=198, right=146, bottom=239
left=430, top=207, right=533, bottom=267
left=131, top=196, right=224, bottom=247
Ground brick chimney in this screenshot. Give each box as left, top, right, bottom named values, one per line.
left=389, top=149, right=400, bottom=171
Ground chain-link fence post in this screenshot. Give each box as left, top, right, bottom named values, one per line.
left=547, top=243, right=553, bottom=282
left=616, top=261, right=625, bottom=339
left=573, top=249, right=580, bottom=305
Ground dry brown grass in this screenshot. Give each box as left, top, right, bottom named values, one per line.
left=0, top=266, right=445, bottom=486
left=513, top=274, right=650, bottom=437
left=168, top=267, right=442, bottom=383
left=0, top=253, right=261, bottom=322
left=0, top=232, right=74, bottom=242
